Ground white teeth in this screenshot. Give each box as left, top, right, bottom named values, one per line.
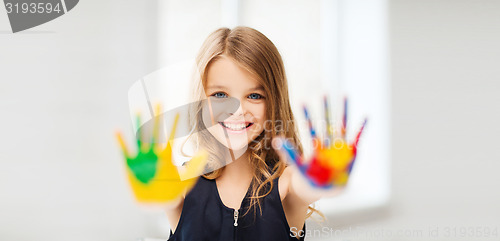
left=221, top=123, right=250, bottom=131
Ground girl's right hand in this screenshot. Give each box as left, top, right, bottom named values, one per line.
left=273, top=97, right=367, bottom=190
left=115, top=105, right=208, bottom=207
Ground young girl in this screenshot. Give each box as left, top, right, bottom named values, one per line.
left=165, top=26, right=346, bottom=241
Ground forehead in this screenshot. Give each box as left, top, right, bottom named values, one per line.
left=206, top=56, right=262, bottom=91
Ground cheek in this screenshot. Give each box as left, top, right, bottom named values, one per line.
left=255, top=104, right=266, bottom=119
left=248, top=102, right=267, bottom=129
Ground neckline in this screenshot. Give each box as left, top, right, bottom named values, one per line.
left=213, top=177, right=253, bottom=211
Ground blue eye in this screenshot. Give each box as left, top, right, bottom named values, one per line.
left=248, top=93, right=263, bottom=100
left=212, top=92, right=227, bottom=98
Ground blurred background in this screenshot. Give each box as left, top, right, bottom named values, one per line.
left=0, top=0, right=499, bottom=240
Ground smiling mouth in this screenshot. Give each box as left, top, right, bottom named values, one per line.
left=219, top=122, right=254, bottom=131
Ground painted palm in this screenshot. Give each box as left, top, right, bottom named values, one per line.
left=115, top=105, right=208, bottom=203
left=274, top=97, right=367, bottom=189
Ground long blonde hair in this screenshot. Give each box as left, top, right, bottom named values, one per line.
left=191, top=26, right=323, bottom=221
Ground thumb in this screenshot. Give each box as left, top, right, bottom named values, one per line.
left=272, top=136, right=303, bottom=167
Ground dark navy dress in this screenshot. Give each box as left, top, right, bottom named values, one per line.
left=167, top=174, right=306, bottom=241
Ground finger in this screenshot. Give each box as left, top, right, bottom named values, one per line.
left=169, top=113, right=180, bottom=142
left=303, top=105, right=317, bottom=141
left=341, top=97, right=347, bottom=139
left=158, top=112, right=180, bottom=158
left=151, top=103, right=162, bottom=147
left=180, top=149, right=209, bottom=181
left=115, top=131, right=130, bottom=158
left=155, top=113, right=182, bottom=181
left=352, top=118, right=367, bottom=151
left=135, top=113, right=143, bottom=151
left=323, top=96, right=332, bottom=145
left=272, top=136, right=289, bottom=163
left=272, top=137, right=307, bottom=171
left=347, top=118, right=367, bottom=175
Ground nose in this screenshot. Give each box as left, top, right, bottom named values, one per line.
left=230, top=103, right=245, bottom=117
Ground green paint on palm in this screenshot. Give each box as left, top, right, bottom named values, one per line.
left=126, top=147, right=158, bottom=184
left=126, top=114, right=158, bottom=184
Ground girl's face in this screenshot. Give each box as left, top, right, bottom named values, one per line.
left=203, top=55, right=266, bottom=152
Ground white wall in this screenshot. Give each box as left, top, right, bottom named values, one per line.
left=310, top=0, right=500, bottom=240
left=0, top=1, right=169, bottom=240
left=390, top=0, right=500, bottom=236
left=2, top=0, right=499, bottom=241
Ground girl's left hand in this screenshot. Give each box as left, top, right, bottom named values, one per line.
left=273, top=97, right=367, bottom=191
left=115, top=105, right=208, bottom=206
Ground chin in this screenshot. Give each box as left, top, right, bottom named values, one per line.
left=217, top=134, right=251, bottom=152
left=224, top=141, right=249, bottom=152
